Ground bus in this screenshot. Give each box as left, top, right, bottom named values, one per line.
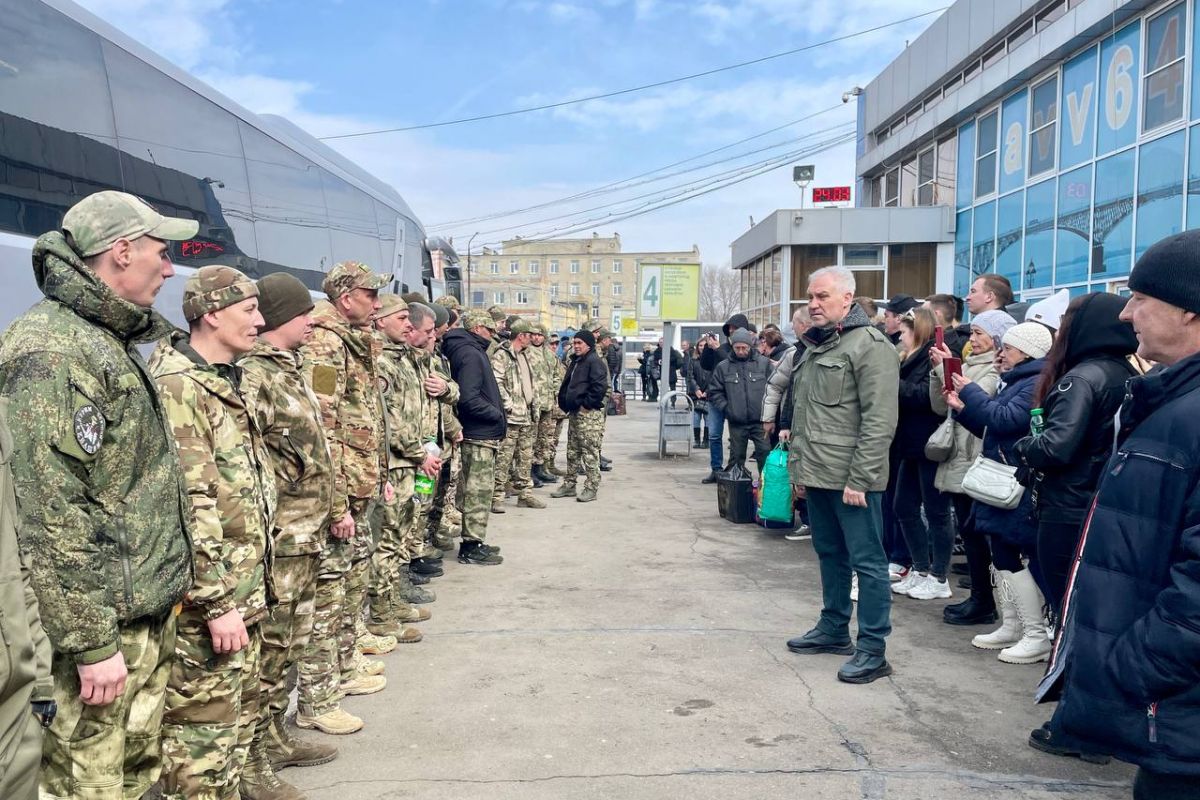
left=0, top=0, right=433, bottom=329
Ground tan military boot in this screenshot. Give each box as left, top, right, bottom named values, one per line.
left=576, top=487, right=597, bottom=503
left=356, top=631, right=397, bottom=655
left=296, top=706, right=364, bottom=736
left=395, top=602, right=431, bottom=623
left=395, top=626, right=423, bottom=644
left=240, top=740, right=305, bottom=800
left=338, top=673, right=387, bottom=696
left=353, top=652, right=386, bottom=677
left=517, top=493, right=546, bottom=509
left=267, top=713, right=338, bottom=770
left=491, top=500, right=507, bottom=513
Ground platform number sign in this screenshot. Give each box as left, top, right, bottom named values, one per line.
left=639, top=265, right=662, bottom=319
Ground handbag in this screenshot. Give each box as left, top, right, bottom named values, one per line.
left=924, top=412, right=957, bottom=463
left=961, top=432, right=1024, bottom=509
left=758, top=444, right=794, bottom=523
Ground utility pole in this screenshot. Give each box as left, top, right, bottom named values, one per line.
left=466, top=231, right=479, bottom=305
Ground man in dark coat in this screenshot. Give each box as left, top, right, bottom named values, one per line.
left=708, top=329, right=770, bottom=475
left=1036, top=230, right=1200, bottom=799
left=700, top=314, right=756, bottom=483
left=605, top=337, right=623, bottom=393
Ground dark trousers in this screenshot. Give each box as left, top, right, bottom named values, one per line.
left=1037, top=515, right=1085, bottom=622
left=1134, top=769, right=1200, bottom=799
left=894, top=457, right=955, bottom=579
left=808, top=488, right=892, bottom=656
left=957, top=499, right=995, bottom=605
left=881, top=452, right=910, bottom=567
left=727, top=422, right=770, bottom=476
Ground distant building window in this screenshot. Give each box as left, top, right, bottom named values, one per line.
left=469, top=262, right=478, bottom=275
left=549, top=260, right=559, bottom=274
left=471, top=290, right=485, bottom=306
left=529, top=259, right=540, bottom=275
left=509, top=260, right=519, bottom=274
left=613, top=282, right=623, bottom=296
left=493, top=291, right=506, bottom=304
left=1028, top=76, right=1058, bottom=177
left=489, top=261, right=499, bottom=275
left=591, top=260, right=601, bottom=273
left=591, top=282, right=601, bottom=296
left=884, top=167, right=900, bottom=207
left=550, top=283, right=559, bottom=297
left=917, top=147, right=936, bottom=206
left=975, top=109, right=999, bottom=198
left=591, top=306, right=600, bottom=319
left=515, top=291, right=529, bottom=305
left=612, top=259, right=623, bottom=273
left=570, top=260, right=580, bottom=273
left=569, top=283, right=579, bottom=296
left=1144, top=1, right=1187, bottom=131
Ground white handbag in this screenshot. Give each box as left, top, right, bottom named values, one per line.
left=961, top=437, right=1025, bottom=510
left=924, top=412, right=956, bottom=463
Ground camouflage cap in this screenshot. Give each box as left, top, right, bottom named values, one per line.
left=63, top=190, right=199, bottom=258
left=462, top=310, right=497, bottom=331
left=581, top=320, right=602, bottom=333
left=487, top=305, right=507, bottom=322
left=595, top=327, right=613, bottom=340
left=182, top=266, right=258, bottom=321
left=508, top=318, right=533, bottom=335
left=400, top=292, right=427, bottom=305
left=529, top=321, right=547, bottom=335
left=433, top=294, right=460, bottom=311
left=322, top=260, right=391, bottom=301
left=373, top=293, right=409, bottom=320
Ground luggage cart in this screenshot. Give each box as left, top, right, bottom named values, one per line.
left=658, top=391, right=694, bottom=458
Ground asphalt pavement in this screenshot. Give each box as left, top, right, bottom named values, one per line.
left=290, top=400, right=1135, bottom=800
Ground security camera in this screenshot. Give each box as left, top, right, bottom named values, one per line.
left=842, top=86, right=863, bottom=104
left=842, top=92, right=853, bottom=104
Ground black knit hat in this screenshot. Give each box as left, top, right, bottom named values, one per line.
left=257, top=273, right=314, bottom=332
left=1129, top=230, right=1200, bottom=314
left=573, top=329, right=596, bottom=350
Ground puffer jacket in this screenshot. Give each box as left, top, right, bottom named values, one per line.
left=953, top=358, right=1044, bottom=547
left=709, top=349, right=770, bottom=425
left=558, top=348, right=607, bottom=412
left=1015, top=293, right=1138, bottom=524
left=762, top=346, right=799, bottom=424
left=893, top=341, right=941, bottom=460
left=1037, top=350, right=1200, bottom=775
left=929, top=351, right=999, bottom=493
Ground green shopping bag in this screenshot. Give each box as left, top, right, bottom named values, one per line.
left=758, top=444, right=793, bottom=523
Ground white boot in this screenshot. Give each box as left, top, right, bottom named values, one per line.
left=971, top=569, right=1022, bottom=650
left=998, top=568, right=1052, bottom=664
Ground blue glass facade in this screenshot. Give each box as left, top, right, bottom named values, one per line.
left=955, top=0, right=1200, bottom=300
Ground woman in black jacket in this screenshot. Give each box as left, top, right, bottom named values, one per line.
left=1015, top=293, right=1139, bottom=620
left=891, top=308, right=956, bottom=601
left=685, top=338, right=712, bottom=446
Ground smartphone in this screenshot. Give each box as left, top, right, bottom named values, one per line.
left=935, top=325, right=945, bottom=349
left=943, top=356, right=963, bottom=394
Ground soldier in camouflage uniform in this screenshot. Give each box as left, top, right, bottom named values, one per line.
left=528, top=323, right=561, bottom=484
left=536, top=332, right=570, bottom=477
left=487, top=304, right=509, bottom=336
left=296, top=262, right=391, bottom=735
left=489, top=319, right=545, bottom=511
left=551, top=329, right=609, bottom=502
left=148, top=266, right=276, bottom=800
left=0, top=191, right=196, bottom=800
left=424, top=306, right=465, bottom=555
left=238, top=273, right=340, bottom=795
left=369, top=296, right=433, bottom=641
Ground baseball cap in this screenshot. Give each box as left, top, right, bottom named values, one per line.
left=884, top=294, right=920, bottom=315
left=487, top=305, right=507, bottom=322
left=433, top=294, right=461, bottom=311
left=322, top=261, right=391, bottom=301
left=373, top=294, right=409, bottom=320
left=509, top=318, right=533, bottom=335
left=63, top=190, right=199, bottom=258
left=182, top=266, right=258, bottom=322
left=462, top=310, right=498, bottom=331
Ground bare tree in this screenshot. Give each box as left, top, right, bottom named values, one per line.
left=699, top=263, right=741, bottom=321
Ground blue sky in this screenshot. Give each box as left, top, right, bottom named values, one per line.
left=78, top=0, right=945, bottom=266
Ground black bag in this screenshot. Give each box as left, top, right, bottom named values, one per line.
left=716, top=464, right=754, bottom=524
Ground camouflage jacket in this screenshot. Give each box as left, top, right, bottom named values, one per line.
left=0, top=232, right=192, bottom=664
left=239, top=341, right=334, bottom=557
left=432, top=344, right=462, bottom=444
left=378, top=340, right=432, bottom=469
left=528, top=343, right=559, bottom=413
left=301, top=301, right=386, bottom=518
left=489, top=341, right=534, bottom=426
left=149, top=332, right=275, bottom=625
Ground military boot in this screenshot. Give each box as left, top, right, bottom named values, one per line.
left=240, top=740, right=305, bottom=800
left=397, top=568, right=436, bottom=604
left=394, top=599, right=432, bottom=623
left=530, top=465, right=544, bottom=488
left=458, top=540, right=504, bottom=565
left=491, top=500, right=507, bottom=514
left=551, top=484, right=576, bottom=498
left=576, top=487, right=598, bottom=503
left=366, top=591, right=398, bottom=638
left=537, top=464, right=559, bottom=484
left=517, top=492, right=546, bottom=509
left=267, top=713, right=338, bottom=770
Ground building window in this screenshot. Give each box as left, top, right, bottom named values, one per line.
left=884, top=167, right=900, bottom=206
left=591, top=306, right=600, bottom=319
left=489, top=261, right=499, bottom=275
left=570, top=260, right=580, bottom=273
left=975, top=109, right=999, bottom=198
left=549, top=260, right=559, bottom=274
left=591, top=260, right=601, bottom=273
left=469, top=262, right=478, bottom=275
left=509, top=260, right=519, bottom=274
left=591, top=282, right=600, bottom=296
left=1135, top=129, right=1185, bottom=260
left=1144, top=2, right=1187, bottom=131
left=613, top=282, right=622, bottom=296
left=569, top=283, right=579, bottom=296
left=550, top=283, right=559, bottom=297
left=1029, top=76, right=1058, bottom=177
left=515, top=291, right=529, bottom=306
left=844, top=245, right=882, bottom=266
left=471, top=290, right=485, bottom=307
left=917, top=147, right=936, bottom=205
left=612, top=259, right=622, bottom=273
left=493, top=291, right=506, bottom=304
left=529, top=259, right=540, bottom=275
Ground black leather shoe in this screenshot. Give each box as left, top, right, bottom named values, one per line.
left=530, top=466, right=544, bottom=488
left=410, top=557, right=444, bottom=577
left=837, top=651, right=893, bottom=684
left=700, top=471, right=718, bottom=484
left=600, top=456, right=612, bottom=466
left=535, top=465, right=559, bottom=484
left=599, top=461, right=612, bottom=472
left=407, top=568, right=431, bottom=585
left=458, top=540, right=503, bottom=565
left=943, top=596, right=998, bottom=626
left=1028, top=722, right=1112, bottom=764
left=786, top=629, right=854, bottom=655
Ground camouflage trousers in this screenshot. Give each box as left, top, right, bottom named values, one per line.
left=494, top=422, right=534, bottom=501
left=39, top=613, right=175, bottom=800
left=161, top=612, right=261, bottom=800
left=564, top=408, right=606, bottom=492
left=340, top=499, right=378, bottom=685
left=253, top=553, right=317, bottom=744
left=370, top=468, right=417, bottom=626
left=458, top=440, right=499, bottom=543
left=534, top=407, right=565, bottom=465
left=434, top=446, right=462, bottom=537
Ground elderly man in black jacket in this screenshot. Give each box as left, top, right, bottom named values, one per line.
left=1036, top=231, right=1200, bottom=799
left=708, top=328, right=771, bottom=476
left=552, top=330, right=608, bottom=503
left=442, top=310, right=507, bottom=565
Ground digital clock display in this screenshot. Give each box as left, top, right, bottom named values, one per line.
left=812, top=186, right=851, bottom=204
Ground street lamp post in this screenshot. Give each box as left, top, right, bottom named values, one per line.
left=466, top=231, right=479, bottom=305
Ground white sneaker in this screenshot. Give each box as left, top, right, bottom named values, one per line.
left=850, top=573, right=859, bottom=602
left=907, top=574, right=952, bottom=600
left=888, top=563, right=909, bottom=583
left=891, top=571, right=919, bottom=595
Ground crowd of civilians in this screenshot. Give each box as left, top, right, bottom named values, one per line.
left=677, top=231, right=1200, bottom=800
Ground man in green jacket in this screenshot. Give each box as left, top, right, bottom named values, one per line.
left=784, top=266, right=899, bottom=685
left=0, top=191, right=196, bottom=799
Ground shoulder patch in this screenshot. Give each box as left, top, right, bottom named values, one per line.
left=377, top=375, right=391, bottom=395
left=311, top=365, right=338, bottom=396
left=73, top=404, right=105, bottom=455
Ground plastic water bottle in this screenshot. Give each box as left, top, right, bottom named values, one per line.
left=1030, top=408, right=1045, bottom=437
left=414, top=440, right=442, bottom=502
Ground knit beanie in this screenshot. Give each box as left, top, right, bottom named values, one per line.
left=729, top=328, right=757, bottom=347
left=574, top=329, right=596, bottom=350
left=970, top=309, right=1017, bottom=346
left=1002, top=322, right=1053, bottom=360
left=1129, top=229, right=1200, bottom=313
left=256, top=272, right=313, bottom=332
